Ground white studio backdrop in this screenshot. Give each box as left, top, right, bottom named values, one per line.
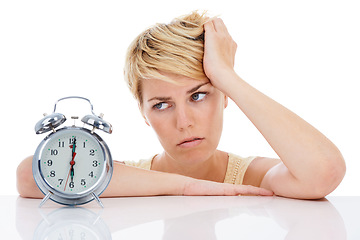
left=1, top=0, right=359, bottom=196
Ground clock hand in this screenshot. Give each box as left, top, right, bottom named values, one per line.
left=70, top=138, right=76, bottom=182
left=70, top=154, right=76, bottom=183
left=64, top=139, right=77, bottom=191
left=72, top=138, right=76, bottom=153
left=64, top=152, right=76, bottom=191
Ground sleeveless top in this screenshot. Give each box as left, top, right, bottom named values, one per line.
left=124, top=153, right=256, bottom=185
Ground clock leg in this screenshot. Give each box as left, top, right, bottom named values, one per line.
left=91, top=192, right=104, bottom=208
left=39, top=192, right=52, bottom=208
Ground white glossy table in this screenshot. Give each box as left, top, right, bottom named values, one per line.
left=2, top=195, right=359, bottom=239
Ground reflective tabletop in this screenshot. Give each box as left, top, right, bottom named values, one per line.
left=2, top=195, right=359, bottom=239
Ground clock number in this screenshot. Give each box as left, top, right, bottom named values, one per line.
left=69, top=181, right=74, bottom=188
left=47, top=160, right=53, bottom=166
left=50, top=149, right=58, bottom=155
left=92, top=160, right=98, bottom=167
left=89, top=171, right=94, bottom=177
left=69, top=138, right=76, bottom=144
left=58, top=179, right=63, bottom=185
left=50, top=170, right=55, bottom=177
left=89, top=149, right=95, bottom=156
left=83, top=142, right=86, bottom=148
left=81, top=179, right=86, bottom=186
left=58, top=141, right=64, bottom=148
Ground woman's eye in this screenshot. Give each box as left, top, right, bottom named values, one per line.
left=153, top=102, right=170, bottom=110
left=191, top=92, right=207, bottom=101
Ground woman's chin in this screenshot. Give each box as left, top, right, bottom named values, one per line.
left=169, top=148, right=216, bottom=165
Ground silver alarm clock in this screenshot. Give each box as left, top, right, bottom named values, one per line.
left=32, top=96, right=113, bottom=207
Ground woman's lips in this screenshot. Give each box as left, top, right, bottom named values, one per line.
left=177, top=137, right=204, bottom=148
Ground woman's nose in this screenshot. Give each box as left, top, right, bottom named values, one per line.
left=175, top=104, right=194, bottom=131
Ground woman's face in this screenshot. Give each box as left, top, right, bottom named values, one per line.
left=141, top=74, right=228, bottom=164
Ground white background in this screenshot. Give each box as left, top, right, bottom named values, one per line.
left=1, top=0, right=359, bottom=196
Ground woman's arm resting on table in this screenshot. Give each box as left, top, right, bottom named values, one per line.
left=203, top=18, right=346, bottom=199
left=219, top=72, right=346, bottom=199
left=16, top=156, right=273, bottom=198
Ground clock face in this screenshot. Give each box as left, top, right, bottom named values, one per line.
left=38, top=128, right=106, bottom=195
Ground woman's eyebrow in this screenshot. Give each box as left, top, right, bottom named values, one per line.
left=186, top=82, right=210, bottom=94
left=147, top=96, right=171, bottom=102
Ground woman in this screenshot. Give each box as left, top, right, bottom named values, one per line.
left=17, top=11, right=345, bottom=199
left=122, top=11, right=346, bottom=199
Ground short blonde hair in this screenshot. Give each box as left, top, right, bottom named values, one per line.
left=124, top=11, right=208, bottom=104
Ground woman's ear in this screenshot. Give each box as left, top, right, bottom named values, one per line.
left=138, top=102, right=150, bottom=126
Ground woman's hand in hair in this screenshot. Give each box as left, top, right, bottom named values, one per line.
left=203, top=17, right=238, bottom=93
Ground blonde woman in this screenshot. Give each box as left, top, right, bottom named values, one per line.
left=17, top=11, right=345, bottom=199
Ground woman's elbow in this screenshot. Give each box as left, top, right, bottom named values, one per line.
left=313, top=155, right=346, bottom=199
left=16, top=156, right=43, bottom=198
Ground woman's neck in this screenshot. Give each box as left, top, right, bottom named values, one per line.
left=151, top=150, right=229, bottom=182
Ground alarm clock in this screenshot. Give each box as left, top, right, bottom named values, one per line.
left=32, top=96, right=113, bottom=207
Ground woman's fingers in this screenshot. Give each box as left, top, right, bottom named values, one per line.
left=204, top=18, right=215, bottom=33
left=212, top=18, right=229, bottom=34
left=237, top=185, right=274, bottom=196
left=203, top=17, right=238, bottom=89
left=204, top=17, right=228, bottom=34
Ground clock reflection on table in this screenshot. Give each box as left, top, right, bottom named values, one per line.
left=34, top=207, right=111, bottom=239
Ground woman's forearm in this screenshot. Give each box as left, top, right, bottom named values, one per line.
left=102, top=161, right=187, bottom=197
